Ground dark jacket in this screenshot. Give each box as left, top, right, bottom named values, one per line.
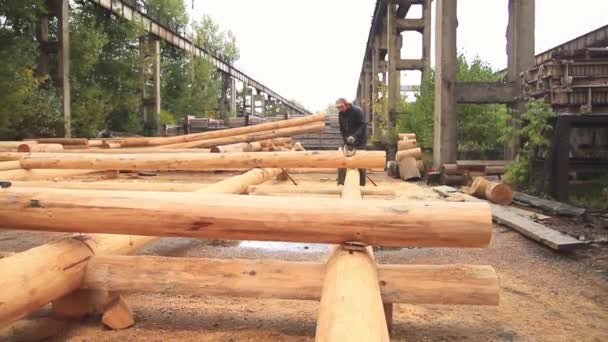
left=338, top=105, right=368, bottom=148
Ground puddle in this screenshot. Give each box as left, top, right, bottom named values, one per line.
left=239, top=240, right=329, bottom=253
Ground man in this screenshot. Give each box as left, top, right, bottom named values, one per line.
left=335, top=98, right=367, bottom=186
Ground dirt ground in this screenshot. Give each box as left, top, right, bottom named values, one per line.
left=0, top=172, right=607, bottom=342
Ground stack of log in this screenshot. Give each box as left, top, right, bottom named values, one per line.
left=441, top=160, right=509, bottom=186
left=465, top=177, right=514, bottom=205
left=395, top=133, right=424, bottom=181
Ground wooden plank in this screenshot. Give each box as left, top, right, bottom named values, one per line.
left=491, top=205, right=585, bottom=251
left=513, top=191, right=586, bottom=217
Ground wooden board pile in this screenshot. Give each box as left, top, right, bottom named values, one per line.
left=441, top=160, right=509, bottom=186
left=394, top=133, right=425, bottom=181
left=0, top=120, right=501, bottom=340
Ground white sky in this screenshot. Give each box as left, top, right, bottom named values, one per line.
left=189, top=0, right=608, bottom=112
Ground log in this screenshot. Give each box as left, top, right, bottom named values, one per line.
left=82, top=255, right=499, bottom=305
left=441, top=174, right=464, bottom=186
left=199, top=168, right=282, bottom=194
left=114, top=113, right=325, bottom=147
left=396, top=147, right=422, bottom=162
left=0, top=169, right=282, bottom=328
left=398, top=157, right=421, bottom=181
left=456, top=160, right=509, bottom=171
left=441, top=163, right=462, bottom=175
left=469, top=177, right=491, bottom=197
left=101, top=296, right=134, bottom=330
left=0, top=161, right=20, bottom=171
left=398, top=133, right=416, bottom=140
left=88, top=140, right=104, bottom=147
left=17, top=144, right=64, bottom=153
left=20, top=151, right=387, bottom=171
left=0, top=188, right=493, bottom=248
left=0, top=149, right=211, bottom=159
left=210, top=142, right=253, bottom=153
left=0, top=169, right=100, bottom=181
left=271, top=137, right=293, bottom=146
left=485, top=182, right=514, bottom=205
left=485, top=165, right=506, bottom=175
left=250, top=142, right=263, bottom=151
left=316, top=169, right=390, bottom=341
left=7, top=180, right=205, bottom=192
left=101, top=142, right=121, bottom=149
left=37, top=138, right=88, bottom=145
left=248, top=185, right=395, bottom=197
left=161, top=121, right=325, bottom=149
left=397, top=139, right=418, bottom=151
left=417, top=160, right=425, bottom=173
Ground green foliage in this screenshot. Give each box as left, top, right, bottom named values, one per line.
left=324, top=103, right=338, bottom=115
left=0, top=0, right=238, bottom=138
left=372, top=84, right=397, bottom=145
left=0, top=0, right=62, bottom=139
left=193, top=15, right=240, bottom=64
left=503, top=99, right=554, bottom=190
left=397, top=54, right=509, bottom=155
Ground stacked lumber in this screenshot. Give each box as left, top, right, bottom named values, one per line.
left=395, top=133, right=424, bottom=181
left=440, top=160, right=510, bottom=186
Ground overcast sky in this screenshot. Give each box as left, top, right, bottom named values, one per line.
left=189, top=0, right=608, bottom=111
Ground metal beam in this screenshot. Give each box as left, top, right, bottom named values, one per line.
left=88, top=0, right=309, bottom=115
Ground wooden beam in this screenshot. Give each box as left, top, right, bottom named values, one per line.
left=0, top=161, right=20, bottom=171
left=6, top=180, right=203, bottom=192
left=0, top=169, right=100, bottom=181
left=0, top=187, right=493, bottom=248
left=248, top=185, right=395, bottom=197
left=19, top=151, right=387, bottom=171
left=81, top=255, right=500, bottom=305
left=316, top=169, right=390, bottom=341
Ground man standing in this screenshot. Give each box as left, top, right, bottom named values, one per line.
left=335, top=98, right=368, bottom=186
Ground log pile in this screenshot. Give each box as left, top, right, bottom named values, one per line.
left=441, top=160, right=510, bottom=186
left=394, top=133, right=425, bottom=181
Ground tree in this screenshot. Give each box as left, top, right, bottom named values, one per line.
left=398, top=53, right=509, bottom=156
left=193, top=15, right=240, bottom=64
left=324, top=103, right=338, bottom=115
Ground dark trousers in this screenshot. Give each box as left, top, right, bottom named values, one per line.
left=337, top=168, right=366, bottom=186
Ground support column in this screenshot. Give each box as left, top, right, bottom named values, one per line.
left=386, top=0, right=400, bottom=130
left=422, top=0, right=433, bottom=79
left=141, top=36, right=161, bottom=136
left=57, top=0, right=71, bottom=138
left=505, top=0, right=536, bottom=160
left=433, top=0, right=458, bottom=168
left=230, top=77, right=237, bottom=118
left=219, top=73, right=230, bottom=122
left=371, top=36, right=380, bottom=138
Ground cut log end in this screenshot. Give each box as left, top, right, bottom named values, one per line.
left=101, top=296, right=135, bottom=330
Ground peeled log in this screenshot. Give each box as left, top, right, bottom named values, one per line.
left=470, top=177, right=491, bottom=197
left=485, top=182, right=513, bottom=205
left=316, top=169, right=389, bottom=341
left=88, top=140, right=104, bottom=147
left=397, top=139, right=417, bottom=151
left=162, top=121, right=324, bottom=149
left=248, top=185, right=395, bottom=197
left=396, top=147, right=422, bottom=162
left=20, top=151, right=386, bottom=171
left=82, top=255, right=499, bottom=305
left=0, top=161, right=20, bottom=171
left=292, top=142, right=305, bottom=151
left=8, top=180, right=205, bottom=192
left=115, top=113, right=325, bottom=147
left=485, top=165, right=506, bottom=175
left=0, top=188, right=493, bottom=248
left=0, top=169, right=282, bottom=329
left=210, top=143, right=253, bottom=153
left=398, top=133, right=416, bottom=140
left=398, top=157, right=421, bottom=181
left=198, top=168, right=282, bottom=194
left=441, top=163, right=462, bottom=175
left=37, top=138, right=88, bottom=145
left=17, top=144, right=64, bottom=152
left=0, top=169, right=100, bottom=181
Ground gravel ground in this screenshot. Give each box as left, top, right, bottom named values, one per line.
left=1, top=172, right=606, bottom=341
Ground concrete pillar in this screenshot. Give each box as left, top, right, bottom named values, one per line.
left=386, top=0, right=400, bottom=129
left=371, top=36, right=380, bottom=138
left=230, top=77, right=237, bottom=117
left=219, top=73, right=230, bottom=121
left=141, top=36, right=161, bottom=136
left=505, top=0, right=535, bottom=160
left=422, top=0, right=433, bottom=79
left=57, top=0, right=71, bottom=138
left=433, top=0, right=458, bottom=168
